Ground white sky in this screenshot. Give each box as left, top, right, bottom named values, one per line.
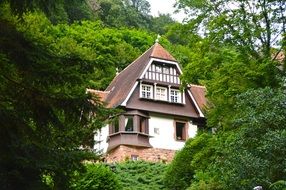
left=147, top=0, right=186, bottom=22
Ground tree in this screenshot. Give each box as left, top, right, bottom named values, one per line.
left=176, top=0, right=286, bottom=61
left=175, top=0, right=285, bottom=128
left=127, top=0, right=151, bottom=16
left=150, top=13, right=176, bottom=35
left=189, top=88, right=286, bottom=190
left=164, top=133, right=216, bottom=190
left=0, top=0, right=94, bottom=23
left=93, top=0, right=152, bottom=29
left=0, top=6, right=117, bottom=189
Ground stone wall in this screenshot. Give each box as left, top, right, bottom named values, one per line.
left=105, top=145, right=176, bottom=163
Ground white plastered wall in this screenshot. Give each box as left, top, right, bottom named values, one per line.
left=149, top=113, right=197, bottom=150
left=94, top=114, right=198, bottom=153
left=93, top=125, right=109, bottom=153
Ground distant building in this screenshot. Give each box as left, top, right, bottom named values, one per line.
left=89, top=43, right=206, bottom=162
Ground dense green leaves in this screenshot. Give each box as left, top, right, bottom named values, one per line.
left=72, top=164, right=122, bottom=190
left=164, top=133, right=216, bottom=190
left=166, top=88, right=286, bottom=190
left=114, top=160, right=168, bottom=190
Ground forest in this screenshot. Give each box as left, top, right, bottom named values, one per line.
left=0, top=0, right=285, bottom=189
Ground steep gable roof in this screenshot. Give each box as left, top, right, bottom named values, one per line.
left=104, top=43, right=177, bottom=108
left=189, top=85, right=207, bottom=111
left=150, top=43, right=176, bottom=61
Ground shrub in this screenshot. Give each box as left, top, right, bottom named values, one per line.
left=114, top=160, right=168, bottom=190
left=164, top=133, right=216, bottom=190
left=72, top=163, right=122, bottom=190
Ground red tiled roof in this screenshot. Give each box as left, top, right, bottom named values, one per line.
left=189, top=85, right=207, bottom=110
left=150, top=43, right=176, bottom=61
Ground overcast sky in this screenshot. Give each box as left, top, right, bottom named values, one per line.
left=147, top=0, right=186, bottom=22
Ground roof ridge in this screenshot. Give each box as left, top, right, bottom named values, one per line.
left=150, top=43, right=176, bottom=62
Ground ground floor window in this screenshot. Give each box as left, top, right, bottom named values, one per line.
left=131, top=155, right=138, bottom=161
left=110, top=114, right=149, bottom=134
left=175, top=122, right=186, bottom=141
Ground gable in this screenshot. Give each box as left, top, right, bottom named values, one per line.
left=101, top=43, right=205, bottom=118
left=104, top=43, right=178, bottom=108
left=142, top=60, right=181, bottom=85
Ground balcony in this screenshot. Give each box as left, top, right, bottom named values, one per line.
left=107, top=132, right=152, bottom=151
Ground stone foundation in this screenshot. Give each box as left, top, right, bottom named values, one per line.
left=105, top=145, right=176, bottom=163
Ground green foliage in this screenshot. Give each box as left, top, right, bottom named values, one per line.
left=114, top=160, right=168, bottom=190
left=12, top=10, right=155, bottom=89
left=188, top=88, right=286, bottom=190
left=269, top=180, right=286, bottom=190
left=177, top=0, right=286, bottom=60
left=181, top=44, right=281, bottom=128
left=72, top=163, right=122, bottom=190
left=0, top=7, right=118, bottom=190
left=94, top=0, right=151, bottom=29
left=0, top=0, right=94, bottom=23
left=175, top=0, right=285, bottom=129
left=150, top=13, right=176, bottom=35
left=164, top=133, right=216, bottom=190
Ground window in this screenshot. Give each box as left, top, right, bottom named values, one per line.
left=113, top=118, right=119, bottom=133
left=140, top=117, right=147, bottom=133
left=131, top=155, right=138, bottom=161
left=125, top=116, right=133, bottom=131
left=143, top=63, right=180, bottom=84
left=175, top=122, right=186, bottom=140
left=170, top=89, right=181, bottom=103
left=154, top=128, right=160, bottom=135
left=155, top=65, right=162, bottom=72
left=163, top=67, right=169, bottom=74
left=155, top=86, right=167, bottom=101
left=141, top=84, right=153, bottom=99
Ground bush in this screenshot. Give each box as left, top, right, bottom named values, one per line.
left=269, top=180, right=286, bottom=190
left=164, top=133, right=216, bottom=190
left=72, top=163, right=122, bottom=190
left=114, top=160, right=168, bottom=190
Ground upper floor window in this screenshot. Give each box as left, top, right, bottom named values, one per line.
left=141, top=84, right=153, bottom=99
left=170, top=89, right=181, bottom=103
left=155, top=86, right=167, bottom=101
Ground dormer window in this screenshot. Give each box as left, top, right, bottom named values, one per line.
left=155, top=86, right=167, bottom=101
left=170, top=89, right=181, bottom=103
left=141, top=84, right=153, bottom=99
left=140, top=83, right=184, bottom=104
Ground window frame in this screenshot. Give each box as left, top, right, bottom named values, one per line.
left=170, top=89, right=181, bottom=103
left=140, top=84, right=153, bottom=99
left=174, top=121, right=188, bottom=141
left=125, top=116, right=134, bottom=132
left=155, top=86, right=168, bottom=101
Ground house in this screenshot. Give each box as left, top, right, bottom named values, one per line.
left=90, top=42, right=206, bottom=163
